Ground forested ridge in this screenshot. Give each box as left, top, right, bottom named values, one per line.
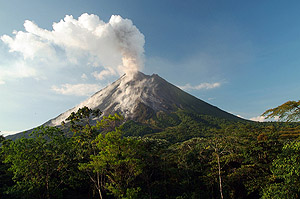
left=1, top=106, right=300, bottom=199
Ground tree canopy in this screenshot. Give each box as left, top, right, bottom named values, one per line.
left=262, top=100, right=300, bottom=122
left=1, top=105, right=300, bottom=198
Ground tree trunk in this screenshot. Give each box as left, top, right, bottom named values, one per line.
left=46, top=169, right=50, bottom=199
left=217, top=154, right=224, bottom=199
left=97, top=172, right=103, bottom=199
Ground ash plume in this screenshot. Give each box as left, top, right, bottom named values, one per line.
left=1, top=13, right=145, bottom=80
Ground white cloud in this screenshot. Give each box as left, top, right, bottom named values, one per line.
left=250, top=115, right=280, bottom=122
left=0, top=60, right=37, bottom=84
left=1, top=13, right=145, bottom=82
left=1, top=30, right=56, bottom=60
left=81, top=73, right=88, bottom=80
left=250, top=116, right=265, bottom=122
left=179, top=82, right=221, bottom=91
left=51, top=83, right=101, bottom=96
left=92, top=68, right=116, bottom=80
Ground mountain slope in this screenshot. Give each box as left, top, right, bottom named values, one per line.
left=46, top=71, right=242, bottom=127
left=7, top=71, right=244, bottom=141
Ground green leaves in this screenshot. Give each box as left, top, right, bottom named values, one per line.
left=80, top=130, right=143, bottom=199
left=262, top=100, right=300, bottom=122
left=65, top=106, right=142, bottom=198
left=1, top=126, right=74, bottom=199
left=2, top=104, right=300, bottom=198
left=263, top=141, right=300, bottom=199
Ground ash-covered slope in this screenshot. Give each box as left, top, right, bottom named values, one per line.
left=46, top=71, right=241, bottom=127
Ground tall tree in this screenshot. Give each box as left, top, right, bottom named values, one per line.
left=64, top=106, right=104, bottom=199
left=79, top=129, right=143, bottom=199
left=206, top=136, right=236, bottom=199
left=1, top=126, right=73, bottom=199
left=65, top=106, right=126, bottom=199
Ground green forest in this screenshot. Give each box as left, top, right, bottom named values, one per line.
left=1, top=103, right=300, bottom=199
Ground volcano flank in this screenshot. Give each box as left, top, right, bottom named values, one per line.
left=47, top=71, right=241, bottom=126
left=8, top=72, right=244, bottom=141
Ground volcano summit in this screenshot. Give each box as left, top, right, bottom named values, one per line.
left=7, top=71, right=244, bottom=140
left=46, top=71, right=241, bottom=127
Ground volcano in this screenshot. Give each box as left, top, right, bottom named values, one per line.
left=45, top=71, right=241, bottom=127
left=7, top=72, right=244, bottom=140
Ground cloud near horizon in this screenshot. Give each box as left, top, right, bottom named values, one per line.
left=179, top=82, right=221, bottom=91
left=51, top=83, right=102, bottom=96
left=250, top=115, right=280, bottom=122
left=0, top=13, right=145, bottom=91
left=250, top=116, right=265, bottom=122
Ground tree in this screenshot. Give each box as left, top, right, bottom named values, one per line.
left=263, top=140, right=300, bottom=199
left=206, top=136, right=236, bottom=199
left=0, top=136, right=15, bottom=199
left=63, top=106, right=104, bottom=199
left=1, top=126, right=73, bottom=199
left=136, top=137, right=170, bottom=199
left=262, top=100, right=300, bottom=198
left=171, top=138, right=210, bottom=198
left=79, top=129, right=143, bottom=199
left=262, top=100, right=300, bottom=121
left=65, top=106, right=127, bottom=199
left=170, top=135, right=245, bottom=199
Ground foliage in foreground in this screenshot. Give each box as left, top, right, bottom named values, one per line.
left=1, top=106, right=300, bottom=199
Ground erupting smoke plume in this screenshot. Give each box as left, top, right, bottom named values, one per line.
left=1, top=13, right=145, bottom=79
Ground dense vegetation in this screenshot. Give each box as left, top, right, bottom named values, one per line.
left=1, top=106, right=300, bottom=199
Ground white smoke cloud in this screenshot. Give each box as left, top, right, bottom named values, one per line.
left=51, top=83, right=101, bottom=96
left=179, top=82, right=221, bottom=91
left=1, top=13, right=145, bottom=81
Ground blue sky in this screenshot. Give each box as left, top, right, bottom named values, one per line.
left=1, top=0, right=300, bottom=135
